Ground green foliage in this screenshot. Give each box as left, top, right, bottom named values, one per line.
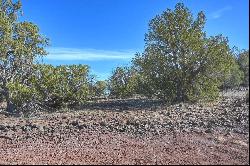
left=7, top=81, right=39, bottom=112
left=32, top=64, right=90, bottom=108
left=4, top=64, right=90, bottom=111
left=108, top=66, right=139, bottom=98
left=0, top=0, right=48, bottom=112
left=237, top=50, right=249, bottom=86
left=133, top=3, right=235, bottom=103
left=222, top=58, right=244, bottom=89
left=0, top=1, right=247, bottom=113
left=93, top=80, right=108, bottom=97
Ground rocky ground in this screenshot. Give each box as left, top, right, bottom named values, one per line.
left=0, top=90, right=249, bottom=165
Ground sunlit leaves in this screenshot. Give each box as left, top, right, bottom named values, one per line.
left=32, top=64, right=90, bottom=108
left=133, top=3, right=236, bottom=103
left=0, top=0, right=48, bottom=112
left=108, top=66, right=139, bottom=98
left=237, top=50, right=249, bottom=86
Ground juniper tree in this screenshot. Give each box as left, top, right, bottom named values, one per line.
left=133, top=3, right=235, bottom=103
left=237, top=50, right=249, bottom=86
left=108, top=66, right=139, bottom=98
left=0, top=0, right=48, bottom=112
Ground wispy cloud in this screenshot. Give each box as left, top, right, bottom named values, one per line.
left=210, top=6, right=232, bottom=19
left=44, top=47, right=136, bottom=61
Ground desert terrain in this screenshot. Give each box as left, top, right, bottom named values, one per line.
left=0, top=90, right=249, bottom=165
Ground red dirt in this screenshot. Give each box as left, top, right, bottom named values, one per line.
left=0, top=130, right=248, bottom=165
left=0, top=91, right=249, bottom=165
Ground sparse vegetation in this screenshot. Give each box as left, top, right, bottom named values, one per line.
left=0, top=1, right=249, bottom=165
left=238, top=50, right=249, bottom=87
left=32, top=64, right=90, bottom=109
left=0, top=1, right=248, bottom=114
left=92, top=80, right=108, bottom=98
left=108, top=66, right=139, bottom=99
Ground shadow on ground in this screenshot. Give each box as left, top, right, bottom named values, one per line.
left=77, top=98, right=166, bottom=112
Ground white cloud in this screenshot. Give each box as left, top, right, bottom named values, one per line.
left=210, top=6, right=232, bottom=19
left=44, top=47, right=136, bottom=61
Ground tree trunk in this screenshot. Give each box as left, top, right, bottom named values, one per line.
left=4, top=87, right=15, bottom=113
left=6, top=99, right=15, bottom=113
left=176, top=88, right=181, bottom=102
left=176, top=79, right=184, bottom=103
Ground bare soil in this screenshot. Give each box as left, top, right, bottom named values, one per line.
left=0, top=90, right=249, bottom=165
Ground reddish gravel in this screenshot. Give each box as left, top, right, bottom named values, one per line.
left=0, top=120, right=249, bottom=165
left=0, top=130, right=248, bottom=165
left=0, top=90, right=249, bottom=165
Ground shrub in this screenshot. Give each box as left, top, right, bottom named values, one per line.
left=32, top=64, right=90, bottom=109
left=238, top=50, right=249, bottom=86
left=108, top=66, right=139, bottom=98
left=222, top=58, right=244, bottom=89
left=93, top=80, right=108, bottom=98
left=133, top=3, right=235, bottom=103
left=0, top=0, right=48, bottom=113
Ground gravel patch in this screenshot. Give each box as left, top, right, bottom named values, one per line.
left=0, top=90, right=248, bottom=164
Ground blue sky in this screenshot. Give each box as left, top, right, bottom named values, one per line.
left=21, top=0, right=249, bottom=80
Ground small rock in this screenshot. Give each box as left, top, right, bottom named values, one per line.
left=0, top=125, right=8, bottom=132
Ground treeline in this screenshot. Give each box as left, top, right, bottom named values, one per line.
left=0, top=1, right=249, bottom=113
left=108, top=3, right=249, bottom=103
left=109, top=49, right=249, bottom=101
left=6, top=64, right=108, bottom=112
